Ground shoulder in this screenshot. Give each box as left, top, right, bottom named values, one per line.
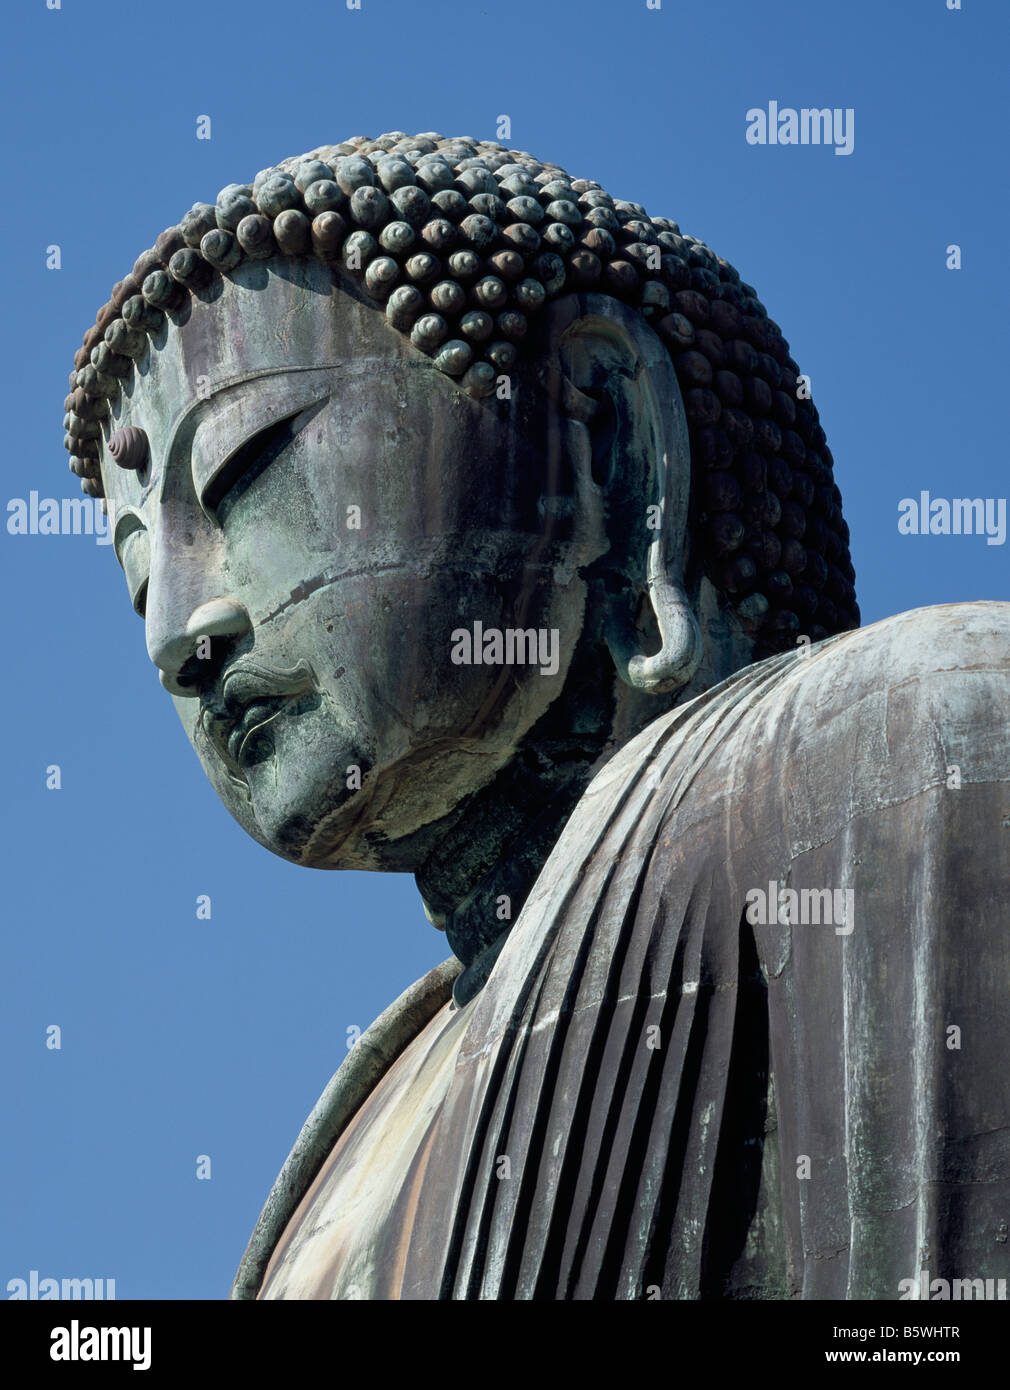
left=558, top=601, right=1010, bottom=886
left=800, top=601, right=1009, bottom=685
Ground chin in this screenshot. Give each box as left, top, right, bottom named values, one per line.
left=236, top=755, right=376, bottom=869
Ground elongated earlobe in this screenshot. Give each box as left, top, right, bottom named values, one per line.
left=616, top=570, right=702, bottom=694
left=604, top=499, right=703, bottom=695
left=621, top=441, right=703, bottom=693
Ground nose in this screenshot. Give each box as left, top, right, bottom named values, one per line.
left=144, top=504, right=252, bottom=696
left=156, top=597, right=252, bottom=696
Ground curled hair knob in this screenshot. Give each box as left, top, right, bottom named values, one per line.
left=108, top=426, right=149, bottom=472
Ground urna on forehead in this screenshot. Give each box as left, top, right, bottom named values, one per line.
left=61, top=129, right=858, bottom=656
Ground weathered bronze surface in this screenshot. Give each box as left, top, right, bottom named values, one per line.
left=247, top=605, right=1010, bottom=1299
left=65, top=133, right=1010, bottom=1301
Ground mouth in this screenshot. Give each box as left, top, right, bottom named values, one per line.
left=200, top=659, right=318, bottom=775
left=225, top=696, right=294, bottom=765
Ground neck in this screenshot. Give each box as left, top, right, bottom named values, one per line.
left=412, top=590, right=757, bottom=995
left=416, top=730, right=606, bottom=970
left=414, top=639, right=633, bottom=981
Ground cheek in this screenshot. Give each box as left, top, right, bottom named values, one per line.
left=308, top=568, right=570, bottom=754
left=245, top=568, right=558, bottom=766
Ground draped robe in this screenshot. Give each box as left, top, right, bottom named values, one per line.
left=231, top=602, right=1010, bottom=1300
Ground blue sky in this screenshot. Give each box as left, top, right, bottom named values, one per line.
left=2, top=0, right=1005, bottom=1299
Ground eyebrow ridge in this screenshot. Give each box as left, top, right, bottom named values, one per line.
left=163, top=362, right=346, bottom=466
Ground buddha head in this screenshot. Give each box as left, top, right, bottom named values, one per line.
left=62, top=132, right=857, bottom=958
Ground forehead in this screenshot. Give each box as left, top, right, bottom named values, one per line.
left=101, top=259, right=416, bottom=501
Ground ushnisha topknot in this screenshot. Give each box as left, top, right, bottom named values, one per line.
left=62, top=131, right=858, bottom=654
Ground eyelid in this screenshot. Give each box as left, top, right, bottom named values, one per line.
left=190, top=372, right=334, bottom=512
left=203, top=399, right=327, bottom=521
left=113, top=510, right=150, bottom=616
left=113, top=507, right=144, bottom=562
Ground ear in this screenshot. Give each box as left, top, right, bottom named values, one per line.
left=536, top=294, right=702, bottom=695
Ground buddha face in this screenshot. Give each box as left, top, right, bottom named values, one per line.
left=100, top=259, right=610, bottom=870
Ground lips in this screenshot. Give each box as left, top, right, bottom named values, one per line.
left=226, top=696, right=293, bottom=765
left=199, top=659, right=317, bottom=773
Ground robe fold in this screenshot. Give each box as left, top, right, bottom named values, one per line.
left=233, top=601, right=1010, bottom=1300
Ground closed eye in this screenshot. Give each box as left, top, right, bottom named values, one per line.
left=204, top=397, right=328, bottom=523
left=113, top=510, right=150, bottom=617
